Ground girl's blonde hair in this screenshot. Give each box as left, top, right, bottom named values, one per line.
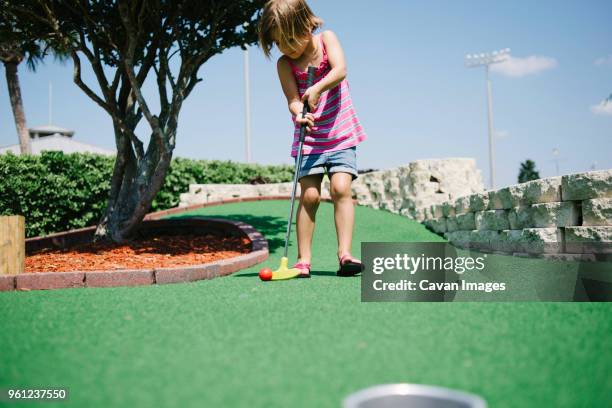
left=258, top=0, right=323, bottom=58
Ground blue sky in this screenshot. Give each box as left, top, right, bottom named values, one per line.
left=1, top=0, right=611, bottom=188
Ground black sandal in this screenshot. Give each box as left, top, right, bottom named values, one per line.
left=337, top=254, right=364, bottom=277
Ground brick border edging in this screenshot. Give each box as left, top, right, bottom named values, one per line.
left=2, top=217, right=269, bottom=292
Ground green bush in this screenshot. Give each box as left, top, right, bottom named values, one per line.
left=0, top=151, right=293, bottom=238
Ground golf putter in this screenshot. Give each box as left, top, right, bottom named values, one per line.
left=272, top=66, right=317, bottom=280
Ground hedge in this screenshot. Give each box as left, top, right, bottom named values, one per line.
left=0, top=151, right=293, bottom=238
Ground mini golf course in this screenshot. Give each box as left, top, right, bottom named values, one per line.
left=0, top=199, right=610, bottom=407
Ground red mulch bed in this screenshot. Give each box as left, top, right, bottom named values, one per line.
left=25, top=233, right=251, bottom=273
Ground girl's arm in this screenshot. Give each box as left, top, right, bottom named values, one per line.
left=302, top=30, right=346, bottom=110
left=277, top=56, right=314, bottom=130
left=313, top=30, right=347, bottom=93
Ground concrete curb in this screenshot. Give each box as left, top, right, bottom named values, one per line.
left=16, top=271, right=85, bottom=290
left=0, top=275, right=15, bottom=291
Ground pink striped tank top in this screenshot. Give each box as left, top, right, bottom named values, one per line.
left=288, top=33, right=367, bottom=157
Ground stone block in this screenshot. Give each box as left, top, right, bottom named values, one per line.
left=487, top=177, right=562, bottom=209
left=455, top=212, right=476, bottom=231
left=490, top=230, right=523, bottom=253
left=483, top=230, right=503, bottom=251
left=561, top=169, right=612, bottom=201
left=454, top=196, right=471, bottom=214
left=522, top=177, right=562, bottom=204
left=408, top=170, right=430, bottom=186
left=442, top=201, right=456, bottom=217
left=380, top=199, right=401, bottom=213
left=431, top=204, right=444, bottom=219
left=409, top=207, right=425, bottom=221
left=468, top=192, right=490, bottom=211
left=432, top=219, right=447, bottom=234
left=508, top=206, right=533, bottom=229
left=383, top=175, right=401, bottom=196
left=520, top=228, right=563, bottom=254
left=367, top=179, right=385, bottom=199
left=444, top=231, right=472, bottom=249
left=352, top=183, right=372, bottom=202
left=468, top=230, right=499, bottom=250
left=582, top=198, right=612, bottom=226
left=475, top=210, right=510, bottom=231
left=488, top=185, right=523, bottom=209
left=565, top=226, right=612, bottom=254
left=531, top=202, right=579, bottom=228
left=428, top=218, right=447, bottom=234
left=446, top=216, right=459, bottom=232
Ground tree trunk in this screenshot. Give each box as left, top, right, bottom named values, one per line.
left=93, top=125, right=174, bottom=244
left=4, top=61, right=32, bottom=155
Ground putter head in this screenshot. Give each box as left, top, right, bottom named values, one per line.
left=272, top=257, right=301, bottom=280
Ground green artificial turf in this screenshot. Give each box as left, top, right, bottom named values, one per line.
left=0, top=200, right=610, bottom=407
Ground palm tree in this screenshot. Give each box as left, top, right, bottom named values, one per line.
left=0, top=7, right=71, bottom=155
left=0, top=5, right=46, bottom=156
left=0, top=40, right=45, bottom=155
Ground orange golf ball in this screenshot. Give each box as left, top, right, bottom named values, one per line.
left=259, top=267, right=273, bottom=281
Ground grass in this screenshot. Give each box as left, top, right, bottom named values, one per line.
left=0, top=200, right=609, bottom=407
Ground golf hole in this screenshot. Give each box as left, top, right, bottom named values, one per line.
left=343, top=383, right=487, bottom=408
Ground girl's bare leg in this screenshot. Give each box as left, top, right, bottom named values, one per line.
left=330, top=172, right=354, bottom=259
left=296, top=174, right=322, bottom=264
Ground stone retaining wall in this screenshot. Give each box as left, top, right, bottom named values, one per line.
left=180, top=182, right=333, bottom=205
left=422, top=170, right=612, bottom=259
left=179, top=158, right=485, bottom=216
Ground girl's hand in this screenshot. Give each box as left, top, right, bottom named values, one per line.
left=301, top=86, right=321, bottom=112
left=295, top=112, right=315, bottom=133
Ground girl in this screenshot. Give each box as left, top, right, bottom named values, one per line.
left=258, top=0, right=367, bottom=278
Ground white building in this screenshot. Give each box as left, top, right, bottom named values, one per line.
left=0, top=124, right=116, bottom=156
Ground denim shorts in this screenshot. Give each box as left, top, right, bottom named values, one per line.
left=294, top=146, right=358, bottom=181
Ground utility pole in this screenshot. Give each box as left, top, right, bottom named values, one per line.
left=552, top=148, right=560, bottom=176
left=49, top=81, right=53, bottom=124
left=243, top=46, right=252, bottom=163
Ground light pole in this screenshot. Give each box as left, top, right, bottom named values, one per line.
left=49, top=82, right=53, bottom=124
left=552, top=148, right=560, bottom=176
left=243, top=45, right=252, bottom=163
left=465, top=48, right=511, bottom=190
left=550, top=148, right=569, bottom=176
